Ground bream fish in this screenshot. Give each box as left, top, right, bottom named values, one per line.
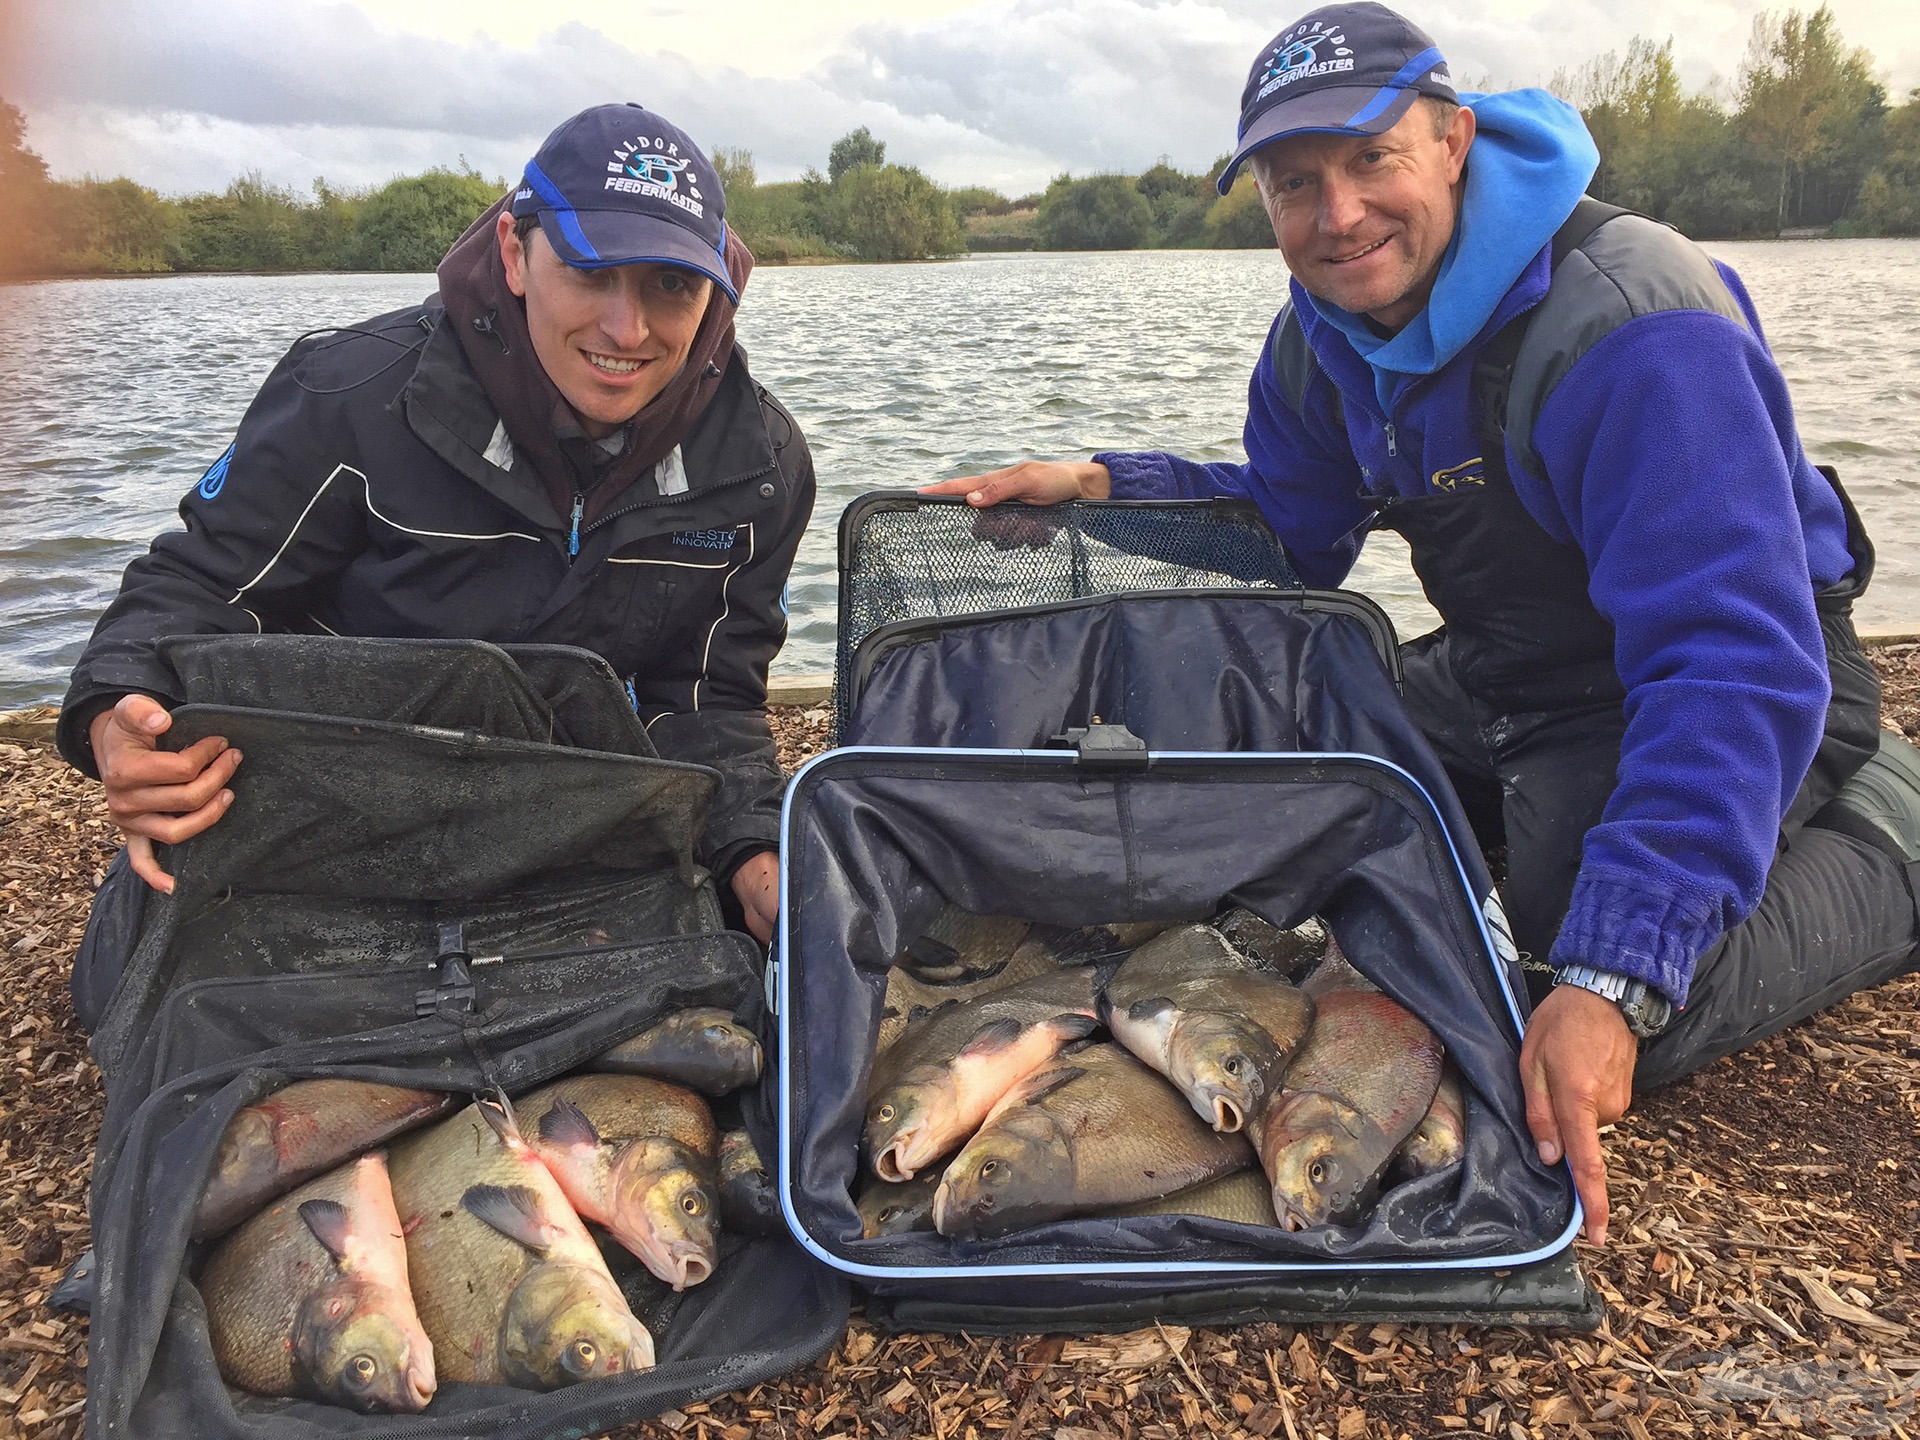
left=515, top=1074, right=719, bottom=1290
left=590, top=1007, right=764, bottom=1096
left=386, top=1097, right=653, bottom=1387
left=1103, top=924, right=1315, bottom=1132
left=865, top=966, right=1100, bottom=1182
left=193, top=1079, right=456, bottom=1240
left=932, top=1043, right=1252, bottom=1239
left=201, top=1151, right=435, bottom=1412
left=1254, top=987, right=1443, bottom=1231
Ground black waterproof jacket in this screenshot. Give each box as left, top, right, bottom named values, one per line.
left=59, top=300, right=816, bottom=879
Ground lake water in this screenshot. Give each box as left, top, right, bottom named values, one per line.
left=2, top=242, right=1917, bottom=711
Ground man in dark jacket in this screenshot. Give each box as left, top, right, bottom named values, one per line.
left=925, top=4, right=1920, bottom=1244
left=60, top=103, right=813, bottom=944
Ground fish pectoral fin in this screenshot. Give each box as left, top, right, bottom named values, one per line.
left=461, top=1183, right=561, bottom=1254
left=957, top=1017, right=1027, bottom=1057
left=537, top=1098, right=602, bottom=1150
left=1125, top=996, right=1175, bottom=1023
left=297, top=1199, right=354, bottom=1266
left=1053, top=1012, right=1100, bottom=1040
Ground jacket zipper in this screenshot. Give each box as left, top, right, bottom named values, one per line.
left=1384, top=422, right=1398, bottom=457
left=568, top=493, right=585, bottom=561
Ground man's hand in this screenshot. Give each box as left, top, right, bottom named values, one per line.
left=729, top=850, right=780, bottom=946
left=919, top=460, right=1113, bottom=508
left=89, top=694, right=241, bottom=894
left=1518, top=983, right=1638, bottom=1247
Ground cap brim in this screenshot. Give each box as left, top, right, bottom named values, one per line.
left=1216, top=84, right=1423, bottom=194
left=536, top=208, right=738, bottom=302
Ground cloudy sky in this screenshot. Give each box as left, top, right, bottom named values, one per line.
left=4, top=0, right=1917, bottom=199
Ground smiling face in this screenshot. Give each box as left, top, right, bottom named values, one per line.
left=497, top=214, right=713, bottom=437
left=1252, top=100, right=1475, bottom=332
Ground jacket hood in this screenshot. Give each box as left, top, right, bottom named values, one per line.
left=1302, top=89, right=1598, bottom=405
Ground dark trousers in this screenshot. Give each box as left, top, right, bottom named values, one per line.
left=1400, top=607, right=1917, bottom=1090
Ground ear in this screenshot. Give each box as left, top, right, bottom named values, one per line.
left=1445, top=104, right=1477, bottom=184
left=497, top=211, right=529, bottom=298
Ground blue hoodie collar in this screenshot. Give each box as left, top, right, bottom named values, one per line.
left=1299, top=89, right=1598, bottom=412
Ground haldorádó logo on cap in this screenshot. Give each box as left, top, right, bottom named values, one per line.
left=510, top=102, right=737, bottom=301
left=1217, top=2, right=1457, bottom=194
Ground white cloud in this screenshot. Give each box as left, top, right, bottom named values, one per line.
left=3, top=0, right=1915, bottom=198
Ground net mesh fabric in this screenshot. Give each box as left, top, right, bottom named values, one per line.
left=834, top=499, right=1300, bottom=737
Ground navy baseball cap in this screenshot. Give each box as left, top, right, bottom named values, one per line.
left=510, top=102, right=736, bottom=301
left=1217, top=3, right=1458, bottom=194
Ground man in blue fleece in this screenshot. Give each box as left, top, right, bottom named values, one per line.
left=924, top=2, right=1920, bottom=1245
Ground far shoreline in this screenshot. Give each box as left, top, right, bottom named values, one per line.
left=8, top=233, right=1913, bottom=286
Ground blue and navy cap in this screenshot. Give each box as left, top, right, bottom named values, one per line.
left=510, top=102, right=736, bottom=301
left=1217, top=3, right=1457, bottom=194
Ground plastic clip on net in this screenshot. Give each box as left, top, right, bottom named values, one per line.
left=1049, top=721, right=1151, bottom=771
left=416, top=921, right=478, bottom=1018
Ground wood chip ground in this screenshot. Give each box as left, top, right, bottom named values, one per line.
left=4, top=663, right=1918, bottom=1440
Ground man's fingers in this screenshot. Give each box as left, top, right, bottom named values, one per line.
left=101, top=733, right=234, bottom=789
left=106, top=747, right=243, bottom=819
left=918, top=475, right=989, bottom=499
left=1556, top=1098, right=1612, bottom=1246
left=1519, top=1043, right=1563, bottom=1166
left=119, top=790, right=234, bottom=847
left=125, top=836, right=174, bottom=894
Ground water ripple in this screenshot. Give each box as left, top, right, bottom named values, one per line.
left=1, top=243, right=1917, bottom=710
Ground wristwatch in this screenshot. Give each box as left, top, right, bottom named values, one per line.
left=1551, top=963, right=1674, bottom=1038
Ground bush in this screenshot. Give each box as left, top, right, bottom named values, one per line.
left=820, top=163, right=963, bottom=261
left=1035, top=174, right=1153, bottom=250
left=343, top=168, right=502, bottom=272
left=1201, top=175, right=1276, bottom=248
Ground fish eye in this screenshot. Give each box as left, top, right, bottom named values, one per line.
left=1224, top=1056, right=1244, bottom=1076
left=980, top=1160, right=1000, bottom=1177
left=876, top=1103, right=896, bottom=1123
left=704, top=1024, right=729, bottom=1038
left=879, top=1206, right=899, bottom=1222
left=1309, top=1161, right=1327, bottom=1184
left=566, top=1339, right=599, bottom=1374
left=682, top=1191, right=709, bottom=1217
left=347, top=1355, right=377, bottom=1387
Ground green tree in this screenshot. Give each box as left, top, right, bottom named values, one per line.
left=1850, top=91, right=1920, bottom=233
left=302, top=178, right=363, bottom=269
left=1737, top=6, right=1883, bottom=230
left=167, top=172, right=308, bottom=271
left=343, top=168, right=502, bottom=271
left=1202, top=173, right=1277, bottom=248
left=711, top=146, right=756, bottom=196
left=827, top=127, right=886, bottom=184
left=42, top=178, right=176, bottom=272
left=820, top=163, right=962, bottom=260
left=1035, top=174, right=1153, bottom=249
left=0, top=97, right=54, bottom=274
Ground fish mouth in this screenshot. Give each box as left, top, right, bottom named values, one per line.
left=405, top=1371, right=435, bottom=1411
left=1211, top=1095, right=1245, bottom=1133
left=670, top=1250, right=713, bottom=1290
left=874, top=1140, right=917, bottom=1183
left=930, top=1180, right=952, bottom=1234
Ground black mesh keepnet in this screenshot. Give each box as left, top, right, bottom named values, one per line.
left=78, top=636, right=849, bottom=1440
left=833, top=495, right=1302, bottom=737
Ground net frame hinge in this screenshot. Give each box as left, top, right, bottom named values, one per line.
left=417, top=921, right=478, bottom=1018
left=1048, top=720, right=1151, bottom=770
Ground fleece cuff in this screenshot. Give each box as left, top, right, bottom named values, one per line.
left=1548, top=873, right=1726, bottom=1010
left=1092, top=451, right=1178, bottom=500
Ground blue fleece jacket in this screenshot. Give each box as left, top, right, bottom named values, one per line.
left=1096, top=92, right=1856, bottom=1007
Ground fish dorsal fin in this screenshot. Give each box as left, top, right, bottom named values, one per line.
left=1053, top=1012, right=1100, bottom=1040
left=537, top=1097, right=602, bottom=1150
left=476, top=1089, right=526, bottom=1147
left=297, top=1199, right=353, bottom=1265
left=1017, top=1066, right=1087, bottom=1107
left=462, top=1183, right=560, bottom=1254
left=958, top=1016, right=1037, bottom=1057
